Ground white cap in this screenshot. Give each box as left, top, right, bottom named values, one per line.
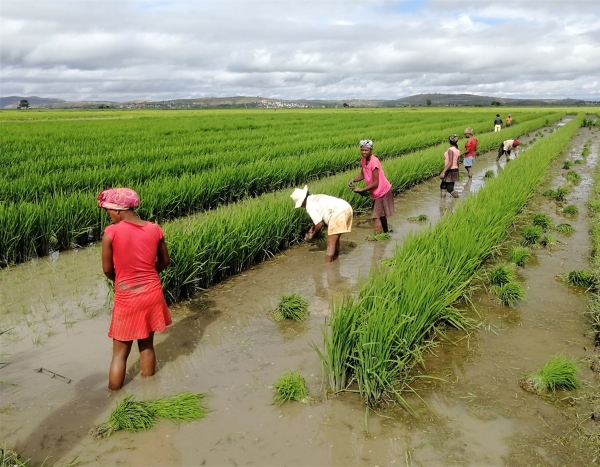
left=290, top=185, right=308, bottom=208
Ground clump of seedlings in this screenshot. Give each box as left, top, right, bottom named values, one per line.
left=367, top=232, right=392, bottom=241
left=407, top=214, right=429, bottom=223
left=496, top=281, right=525, bottom=307
left=487, top=263, right=515, bottom=287
left=90, top=393, right=207, bottom=439
left=519, top=356, right=580, bottom=394
left=562, top=204, right=579, bottom=215
left=484, top=170, right=495, bottom=179
left=573, top=159, right=584, bottom=165
left=509, top=246, right=530, bottom=267
left=532, top=213, right=553, bottom=230
left=565, top=170, right=581, bottom=184
left=272, top=371, right=312, bottom=406
left=555, top=222, right=575, bottom=234
left=539, top=234, right=557, bottom=249
left=561, top=270, right=597, bottom=288
left=543, top=186, right=570, bottom=201
left=563, top=160, right=573, bottom=170
left=521, top=225, right=544, bottom=245
left=270, top=294, right=309, bottom=322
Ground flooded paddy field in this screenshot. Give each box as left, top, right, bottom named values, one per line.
left=2, top=122, right=599, bottom=466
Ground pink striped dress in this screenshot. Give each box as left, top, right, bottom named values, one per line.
left=105, top=221, right=171, bottom=341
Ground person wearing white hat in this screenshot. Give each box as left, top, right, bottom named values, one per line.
left=290, top=185, right=353, bottom=263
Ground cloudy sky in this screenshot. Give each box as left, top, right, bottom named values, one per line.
left=1, top=0, right=599, bottom=101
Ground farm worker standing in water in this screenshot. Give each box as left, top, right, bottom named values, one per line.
left=496, top=139, right=520, bottom=162
left=347, top=140, right=394, bottom=235
left=506, top=114, right=513, bottom=127
left=290, top=185, right=353, bottom=263
left=97, top=188, right=171, bottom=391
left=439, top=134, right=461, bottom=199
left=460, top=127, right=478, bottom=178
left=494, top=114, right=503, bottom=132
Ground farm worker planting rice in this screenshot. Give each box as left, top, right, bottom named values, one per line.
left=290, top=185, right=353, bottom=263
left=98, top=188, right=172, bottom=391
left=494, top=114, right=503, bottom=132
left=347, top=139, right=394, bottom=235
left=460, top=127, right=478, bottom=178
left=496, top=139, right=520, bottom=162
left=506, top=114, right=513, bottom=127
left=439, top=134, right=461, bottom=199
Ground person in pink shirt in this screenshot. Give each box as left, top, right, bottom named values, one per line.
left=97, top=188, right=171, bottom=390
left=347, top=139, right=394, bottom=234
left=440, top=134, right=461, bottom=198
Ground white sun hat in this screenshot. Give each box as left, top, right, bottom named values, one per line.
left=290, top=185, right=309, bottom=208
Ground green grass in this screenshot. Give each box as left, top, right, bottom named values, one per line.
left=509, top=246, right=531, bottom=266
left=487, top=263, right=515, bottom=287
left=484, top=170, right=495, bottom=179
left=561, top=270, right=596, bottom=288
left=565, top=170, right=581, bottom=183
left=520, top=356, right=580, bottom=393
left=562, top=204, right=579, bottom=215
left=555, top=223, right=575, bottom=234
left=270, top=295, right=309, bottom=322
left=272, top=371, right=311, bottom=405
left=521, top=225, right=544, bottom=245
left=496, top=281, right=525, bottom=307
left=532, top=213, right=553, bottom=230
left=90, top=392, right=207, bottom=439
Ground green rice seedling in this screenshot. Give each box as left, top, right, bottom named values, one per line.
left=561, top=270, right=596, bottom=288
left=497, top=281, right=525, bottom=307
left=562, top=160, right=572, bottom=169
left=407, top=214, right=428, bottom=222
left=519, top=356, right=580, bottom=394
left=272, top=371, right=311, bottom=405
left=509, top=246, right=530, bottom=266
left=573, top=159, right=584, bottom=165
left=144, top=392, right=207, bottom=422
left=0, top=447, right=29, bottom=467
left=565, top=170, right=581, bottom=184
left=484, top=170, right=494, bottom=179
left=521, top=225, right=544, bottom=245
left=553, top=186, right=570, bottom=201
left=487, top=263, right=515, bottom=287
left=90, top=395, right=156, bottom=439
left=538, top=234, right=557, bottom=248
left=367, top=233, right=392, bottom=241
left=270, top=294, right=309, bottom=322
left=542, top=189, right=556, bottom=198
left=555, top=223, right=575, bottom=234
left=532, top=213, right=552, bottom=230
left=562, top=204, right=579, bottom=215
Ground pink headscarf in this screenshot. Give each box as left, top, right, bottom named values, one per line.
left=97, top=188, right=140, bottom=211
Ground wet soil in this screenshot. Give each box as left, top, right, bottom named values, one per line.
left=2, top=120, right=599, bottom=466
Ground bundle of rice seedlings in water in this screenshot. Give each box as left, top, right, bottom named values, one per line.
left=562, top=205, right=579, bottom=215
left=521, top=225, right=544, bottom=245
left=90, top=395, right=156, bottom=439
left=519, top=356, right=580, bottom=394
left=532, top=213, right=552, bottom=230
left=562, top=160, right=572, bottom=169
left=484, top=170, right=495, bottom=179
left=487, top=263, right=515, bottom=287
left=565, top=170, right=581, bottom=184
left=553, top=186, right=570, bottom=201
left=573, top=159, right=584, bottom=165
left=539, top=234, right=557, bottom=248
left=561, top=270, right=596, bottom=288
left=407, top=214, right=428, bottom=223
left=497, top=281, right=525, bottom=307
left=555, top=223, right=575, bottom=234
left=542, top=189, right=557, bottom=198
left=0, top=447, right=29, bottom=467
left=272, top=371, right=312, bottom=405
left=145, top=392, right=207, bottom=422
left=367, top=232, right=392, bottom=241
left=270, top=294, right=309, bottom=322
left=509, top=246, right=530, bottom=267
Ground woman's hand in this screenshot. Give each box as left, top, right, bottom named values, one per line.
left=347, top=180, right=355, bottom=189
left=439, top=172, right=446, bottom=180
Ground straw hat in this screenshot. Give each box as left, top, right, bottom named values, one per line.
left=290, top=185, right=308, bottom=208
left=464, top=127, right=473, bottom=135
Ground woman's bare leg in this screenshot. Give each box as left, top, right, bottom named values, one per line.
left=109, top=339, right=133, bottom=390
left=326, top=234, right=341, bottom=262
left=373, top=218, right=383, bottom=235
left=138, top=332, right=156, bottom=377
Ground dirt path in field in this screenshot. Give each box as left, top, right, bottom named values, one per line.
left=3, top=119, right=599, bottom=466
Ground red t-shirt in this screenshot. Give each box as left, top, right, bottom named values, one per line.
left=105, top=221, right=163, bottom=289
left=465, top=137, right=478, bottom=157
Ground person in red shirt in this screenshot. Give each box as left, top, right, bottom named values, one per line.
left=97, top=188, right=171, bottom=390
left=461, top=127, right=478, bottom=178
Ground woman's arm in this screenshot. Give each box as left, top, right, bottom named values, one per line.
left=101, top=234, right=116, bottom=281
left=305, top=221, right=325, bottom=240
left=156, top=238, right=170, bottom=273
left=354, top=167, right=379, bottom=193
left=440, top=154, right=452, bottom=179
left=348, top=167, right=365, bottom=187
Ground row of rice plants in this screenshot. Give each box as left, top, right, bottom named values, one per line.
left=587, top=147, right=600, bottom=345
left=156, top=113, right=566, bottom=302
left=1, top=113, right=559, bottom=266
left=317, top=115, right=584, bottom=406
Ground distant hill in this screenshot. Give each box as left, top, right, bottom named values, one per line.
left=1, top=93, right=592, bottom=110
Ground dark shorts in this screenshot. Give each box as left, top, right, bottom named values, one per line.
left=372, top=188, right=394, bottom=219
left=440, top=168, right=459, bottom=193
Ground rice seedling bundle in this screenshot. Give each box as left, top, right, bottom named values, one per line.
left=555, top=223, right=575, bottom=234
left=563, top=161, right=573, bottom=170
left=270, top=294, right=309, bottom=322
left=317, top=115, right=583, bottom=406
left=562, top=204, right=579, bottom=215
left=565, top=170, right=581, bottom=183
left=407, top=214, right=429, bottom=222
left=90, top=392, right=207, bottom=439
left=484, top=170, right=495, bottom=179
left=272, top=371, right=312, bottom=405
left=496, top=281, right=525, bottom=307
left=367, top=233, right=392, bottom=241
left=509, top=246, right=531, bottom=266
left=538, top=233, right=557, bottom=248
left=561, top=270, right=596, bottom=288
left=521, top=225, right=544, bottom=245
left=519, top=356, right=580, bottom=394
left=532, top=213, right=553, bottom=230
left=487, top=263, right=515, bottom=287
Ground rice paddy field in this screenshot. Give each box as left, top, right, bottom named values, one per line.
left=1, top=107, right=600, bottom=466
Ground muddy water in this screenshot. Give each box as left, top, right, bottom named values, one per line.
left=3, top=121, right=598, bottom=466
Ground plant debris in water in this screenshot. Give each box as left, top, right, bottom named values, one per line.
left=566, top=170, right=581, bottom=184
left=562, top=204, right=579, bottom=215
left=0, top=447, right=29, bottom=467
left=555, top=222, right=575, bottom=234
left=532, top=213, right=553, bottom=230
left=272, top=371, right=312, bottom=406
left=367, top=232, right=392, bottom=241
left=487, top=263, right=515, bottom=287
left=561, top=270, right=597, bottom=288
left=270, top=294, right=309, bottom=322
left=521, top=225, right=544, bottom=245
left=496, top=281, right=525, bottom=307
left=484, top=170, right=494, bottom=179
left=519, top=356, right=580, bottom=394
left=509, top=246, right=530, bottom=267
left=90, top=393, right=206, bottom=439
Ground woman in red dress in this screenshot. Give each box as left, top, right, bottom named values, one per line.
left=97, top=188, right=171, bottom=390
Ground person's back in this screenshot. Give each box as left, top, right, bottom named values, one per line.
left=494, top=115, right=502, bottom=132
left=494, top=116, right=502, bottom=125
